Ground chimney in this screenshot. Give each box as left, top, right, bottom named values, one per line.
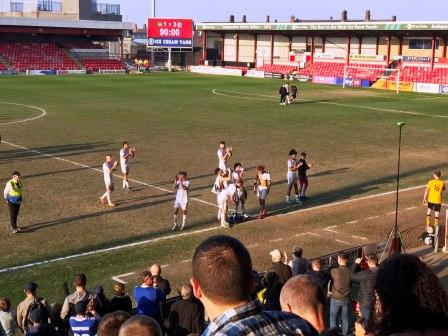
left=132, top=23, right=137, bottom=32
left=392, top=15, right=397, bottom=21
left=143, top=24, right=147, bottom=31
left=341, top=10, right=348, bottom=22
left=242, top=15, right=246, bottom=23
left=229, top=15, right=235, bottom=23
left=365, top=10, right=371, bottom=21
left=266, top=15, right=270, bottom=22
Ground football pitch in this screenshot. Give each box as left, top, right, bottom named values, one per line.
left=1, top=72, right=447, bottom=304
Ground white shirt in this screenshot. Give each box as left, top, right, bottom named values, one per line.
left=287, top=159, right=298, bottom=176
left=217, top=148, right=227, bottom=169
left=120, top=148, right=131, bottom=165
left=232, top=170, right=240, bottom=183
left=175, top=179, right=190, bottom=201
left=258, top=172, right=271, bottom=190
left=218, top=184, right=237, bottom=202
left=103, top=162, right=114, bottom=185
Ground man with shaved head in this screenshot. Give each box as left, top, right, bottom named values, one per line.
left=281, top=275, right=338, bottom=336
left=118, top=315, right=161, bottom=336
left=149, top=263, right=171, bottom=297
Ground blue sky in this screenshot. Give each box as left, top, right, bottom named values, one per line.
left=117, top=0, right=448, bottom=26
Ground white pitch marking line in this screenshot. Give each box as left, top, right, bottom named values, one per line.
left=345, top=220, right=359, bottom=224
left=351, top=235, right=368, bottom=241
left=247, top=243, right=259, bottom=248
left=387, top=211, right=396, bottom=215
left=0, top=102, right=47, bottom=125
left=269, top=238, right=284, bottom=243
left=1, top=140, right=217, bottom=208
left=111, top=272, right=135, bottom=284
left=405, top=206, right=417, bottom=211
left=306, top=232, right=321, bottom=237
left=180, top=259, right=190, bottom=264
left=324, top=228, right=339, bottom=233
left=336, top=239, right=352, bottom=245
left=212, top=89, right=448, bottom=119
left=366, top=215, right=380, bottom=220
left=0, top=226, right=220, bottom=274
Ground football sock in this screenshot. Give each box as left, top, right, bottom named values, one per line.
left=105, top=191, right=111, bottom=204
left=435, top=217, right=440, bottom=226
left=426, top=215, right=431, bottom=226
left=173, top=215, right=177, bottom=224
left=182, top=215, right=186, bottom=225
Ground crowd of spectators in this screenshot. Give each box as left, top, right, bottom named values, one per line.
left=0, top=235, right=447, bottom=336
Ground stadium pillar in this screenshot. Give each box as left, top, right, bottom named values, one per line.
left=288, top=36, right=292, bottom=53
left=376, top=36, right=380, bottom=55
left=358, top=36, right=362, bottom=54
left=202, top=31, right=208, bottom=62
left=431, top=36, right=436, bottom=70
left=236, top=32, right=240, bottom=63
left=398, top=37, right=403, bottom=56
left=221, top=33, right=225, bottom=64
left=119, top=36, right=124, bottom=61
left=310, top=36, right=315, bottom=65
left=322, top=37, right=326, bottom=53
left=253, top=34, right=258, bottom=65
left=346, top=36, right=351, bottom=65
left=443, top=37, right=447, bottom=58
left=386, top=36, right=391, bottom=65
left=270, top=33, right=274, bottom=66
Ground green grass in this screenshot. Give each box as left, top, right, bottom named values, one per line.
left=0, top=73, right=447, bottom=305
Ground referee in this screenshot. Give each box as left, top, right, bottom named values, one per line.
left=3, top=171, right=24, bottom=233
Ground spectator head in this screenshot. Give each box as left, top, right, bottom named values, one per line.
left=270, top=249, right=282, bottom=262
left=118, top=315, right=162, bottom=336
left=74, top=301, right=87, bottom=317
left=292, top=246, right=303, bottom=258
left=280, top=275, right=326, bottom=332
left=138, top=270, right=154, bottom=287
left=0, top=298, right=11, bottom=312
left=149, top=264, right=162, bottom=276
left=191, top=235, right=253, bottom=311
left=311, top=259, right=322, bottom=271
left=337, top=253, right=348, bottom=266
left=180, top=284, right=193, bottom=300
left=74, top=274, right=87, bottom=290
left=24, top=282, right=37, bottom=296
left=98, top=311, right=131, bottom=336
left=434, top=171, right=442, bottom=179
left=114, top=283, right=126, bottom=296
left=367, top=254, right=448, bottom=336
left=366, top=254, right=379, bottom=268
left=29, top=309, right=44, bottom=325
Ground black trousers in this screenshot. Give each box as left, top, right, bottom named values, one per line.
left=8, top=202, right=20, bottom=230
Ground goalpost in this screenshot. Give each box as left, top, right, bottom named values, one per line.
left=343, top=66, right=401, bottom=93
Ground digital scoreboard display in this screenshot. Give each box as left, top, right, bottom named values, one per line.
left=147, top=18, right=193, bottom=49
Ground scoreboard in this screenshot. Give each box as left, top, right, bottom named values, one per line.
left=147, top=18, right=193, bottom=49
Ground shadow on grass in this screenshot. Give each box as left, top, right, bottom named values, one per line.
left=0, top=143, right=112, bottom=164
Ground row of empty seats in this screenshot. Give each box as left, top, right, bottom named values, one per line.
left=400, top=66, right=448, bottom=84
left=81, top=59, right=126, bottom=71
left=0, top=42, right=125, bottom=71
left=256, top=64, right=298, bottom=74
left=64, top=42, right=106, bottom=50
left=0, top=42, right=77, bottom=71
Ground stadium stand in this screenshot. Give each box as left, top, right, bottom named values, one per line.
left=400, top=66, right=448, bottom=84
left=298, top=62, right=387, bottom=81
left=0, top=42, right=78, bottom=71
left=64, top=42, right=107, bottom=50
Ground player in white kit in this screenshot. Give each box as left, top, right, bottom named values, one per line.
left=217, top=141, right=232, bottom=171
left=120, top=141, right=135, bottom=191
left=217, top=183, right=237, bottom=228
left=212, top=168, right=231, bottom=223
left=172, top=171, right=190, bottom=231
left=286, top=149, right=302, bottom=205
left=100, top=154, right=118, bottom=207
